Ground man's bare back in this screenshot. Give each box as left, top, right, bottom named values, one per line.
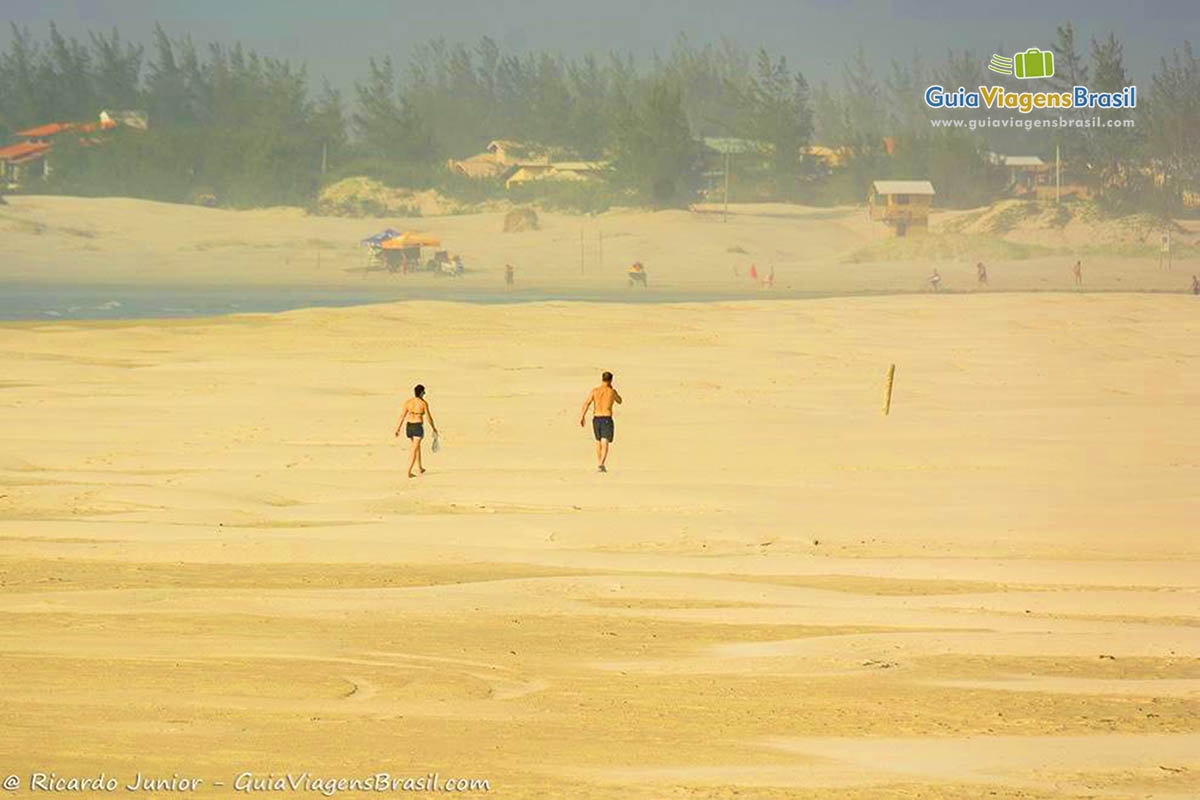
left=589, top=384, right=621, bottom=417
left=580, top=372, right=622, bottom=472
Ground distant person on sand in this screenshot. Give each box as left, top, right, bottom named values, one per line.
left=766, top=265, right=775, bottom=289
left=580, top=371, right=622, bottom=473
left=1072, top=260, right=1083, bottom=288
left=749, top=263, right=759, bottom=282
left=976, top=261, right=988, bottom=287
left=394, top=384, right=438, bottom=479
left=628, top=262, right=647, bottom=287
left=928, top=268, right=942, bottom=291
left=1192, top=274, right=1199, bottom=295
left=505, top=263, right=515, bottom=290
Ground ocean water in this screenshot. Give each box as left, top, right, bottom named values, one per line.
left=0, top=283, right=410, bottom=321
left=0, top=282, right=843, bottom=321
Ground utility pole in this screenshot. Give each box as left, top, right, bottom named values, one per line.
left=723, top=150, right=730, bottom=222
left=1055, top=144, right=1061, bottom=205
left=580, top=227, right=585, bottom=275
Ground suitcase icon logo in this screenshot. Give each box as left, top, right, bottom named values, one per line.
left=988, top=48, right=1055, bottom=80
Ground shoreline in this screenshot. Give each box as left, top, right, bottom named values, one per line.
left=2, top=280, right=1195, bottom=323
left=3, top=196, right=1195, bottom=313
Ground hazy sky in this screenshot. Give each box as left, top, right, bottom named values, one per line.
left=3, top=0, right=1197, bottom=92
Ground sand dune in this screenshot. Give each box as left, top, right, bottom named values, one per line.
left=1, top=293, right=1197, bottom=798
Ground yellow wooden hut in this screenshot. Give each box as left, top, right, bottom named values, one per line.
left=868, top=180, right=936, bottom=236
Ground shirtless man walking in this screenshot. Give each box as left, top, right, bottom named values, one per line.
left=394, top=384, right=438, bottom=478
left=580, top=371, right=622, bottom=473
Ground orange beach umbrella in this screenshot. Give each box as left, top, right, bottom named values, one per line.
left=380, top=232, right=441, bottom=249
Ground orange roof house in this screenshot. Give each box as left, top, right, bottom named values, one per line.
left=0, top=140, right=52, bottom=188
left=0, top=141, right=51, bottom=164
left=3, top=111, right=145, bottom=189
left=15, top=122, right=78, bottom=139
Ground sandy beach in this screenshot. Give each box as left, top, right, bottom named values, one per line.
left=3, top=196, right=1197, bottom=299
left=2, top=289, right=1198, bottom=798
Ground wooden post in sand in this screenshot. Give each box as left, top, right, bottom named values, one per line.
left=883, top=364, right=896, bottom=416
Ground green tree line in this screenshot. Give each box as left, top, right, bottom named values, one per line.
left=0, top=22, right=1195, bottom=212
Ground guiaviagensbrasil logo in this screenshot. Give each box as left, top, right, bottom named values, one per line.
left=989, top=48, right=1055, bottom=80
left=924, top=47, right=1136, bottom=114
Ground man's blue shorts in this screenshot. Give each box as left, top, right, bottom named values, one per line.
left=592, top=416, right=614, bottom=442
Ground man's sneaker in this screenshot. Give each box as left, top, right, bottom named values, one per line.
left=597, top=465, right=607, bottom=473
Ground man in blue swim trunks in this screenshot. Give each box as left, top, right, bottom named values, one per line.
left=580, top=371, right=622, bottom=473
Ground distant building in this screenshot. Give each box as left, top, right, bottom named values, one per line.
left=699, top=137, right=763, bottom=198
left=447, top=152, right=508, bottom=180
left=0, top=140, right=52, bottom=187
left=447, top=140, right=526, bottom=179
left=447, top=139, right=559, bottom=180
left=484, top=139, right=541, bottom=164
left=445, top=138, right=609, bottom=188
left=868, top=180, right=936, bottom=237
left=0, top=111, right=146, bottom=190
left=802, top=144, right=853, bottom=170
left=702, top=137, right=761, bottom=156
left=0, top=122, right=72, bottom=187
left=1002, top=155, right=1051, bottom=194
left=502, top=160, right=608, bottom=189
left=99, top=110, right=149, bottom=131
left=698, top=138, right=855, bottom=198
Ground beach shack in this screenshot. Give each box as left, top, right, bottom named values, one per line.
left=1003, top=156, right=1050, bottom=195
left=868, top=180, right=936, bottom=237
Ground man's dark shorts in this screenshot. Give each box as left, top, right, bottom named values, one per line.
left=406, top=422, right=425, bottom=439
left=592, top=416, right=614, bottom=442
